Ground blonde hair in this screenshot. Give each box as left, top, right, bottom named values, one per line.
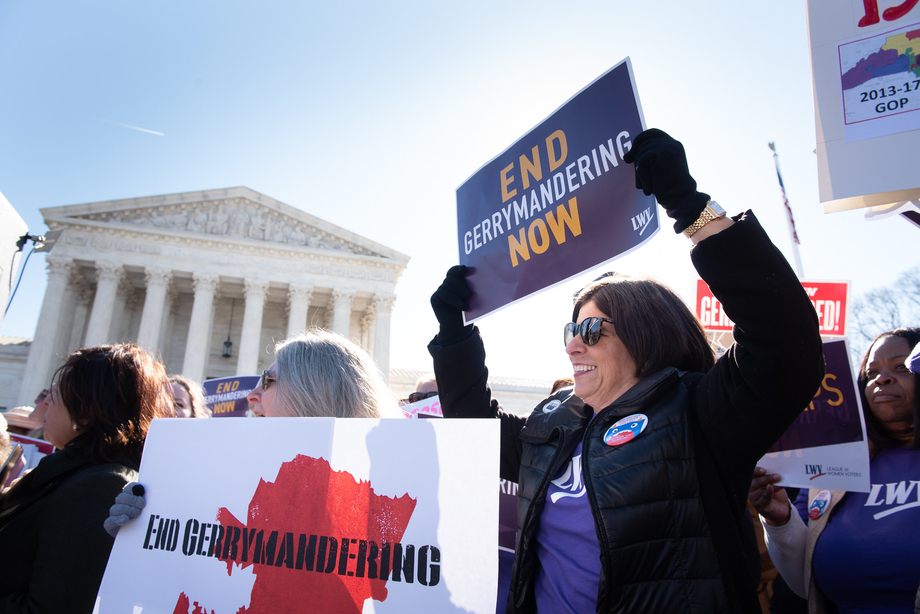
left=273, top=328, right=401, bottom=419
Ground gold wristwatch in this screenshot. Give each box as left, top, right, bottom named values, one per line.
left=682, top=200, right=726, bottom=238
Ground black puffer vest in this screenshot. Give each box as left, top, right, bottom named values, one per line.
left=508, top=367, right=731, bottom=614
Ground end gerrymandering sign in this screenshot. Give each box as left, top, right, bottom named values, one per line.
left=203, top=375, right=260, bottom=417
left=457, top=58, right=657, bottom=323
left=96, top=418, right=500, bottom=613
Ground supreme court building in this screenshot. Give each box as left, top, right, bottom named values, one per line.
left=6, top=187, right=409, bottom=407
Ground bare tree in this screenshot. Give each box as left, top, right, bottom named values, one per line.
left=850, top=265, right=920, bottom=356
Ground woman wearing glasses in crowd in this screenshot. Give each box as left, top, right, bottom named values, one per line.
left=428, top=129, right=824, bottom=614
left=750, top=327, right=920, bottom=613
left=0, top=344, right=172, bottom=613
left=105, top=328, right=401, bottom=535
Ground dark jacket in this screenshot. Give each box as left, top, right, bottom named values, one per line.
left=0, top=447, right=138, bottom=613
left=429, top=212, right=824, bottom=613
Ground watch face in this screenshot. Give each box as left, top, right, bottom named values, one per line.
left=708, top=201, right=726, bottom=217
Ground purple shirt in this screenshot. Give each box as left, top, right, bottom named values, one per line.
left=534, top=434, right=602, bottom=613
left=794, top=447, right=920, bottom=613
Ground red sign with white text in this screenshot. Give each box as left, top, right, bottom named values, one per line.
left=695, top=279, right=848, bottom=336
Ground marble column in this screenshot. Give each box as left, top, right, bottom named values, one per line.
left=136, top=267, right=172, bottom=354
left=50, top=268, right=82, bottom=367
left=83, top=261, right=124, bottom=347
left=237, top=279, right=269, bottom=376
left=328, top=289, right=354, bottom=337
left=372, top=293, right=395, bottom=384
left=286, top=283, right=313, bottom=338
left=359, top=312, right=373, bottom=352
left=17, top=256, right=74, bottom=405
left=182, top=273, right=219, bottom=383
left=68, top=275, right=93, bottom=352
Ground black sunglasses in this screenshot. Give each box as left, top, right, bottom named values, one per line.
left=564, top=316, right=616, bottom=347
left=261, top=370, right=277, bottom=391
left=407, top=391, right=438, bottom=404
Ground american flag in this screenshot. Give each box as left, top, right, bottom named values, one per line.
left=769, top=142, right=800, bottom=245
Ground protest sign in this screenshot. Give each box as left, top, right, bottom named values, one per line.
left=203, top=375, right=260, bottom=417
left=402, top=401, right=517, bottom=612
left=695, top=279, right=849, bottom=337
left=806, top=0, right=920, bottom=212
left=456, top=58, right=657, bottom=322
left=400, top=394, right=443, bottom=419
left=95, top=417, right=500, bottom=614
left=9, top=433, right=55, bottom=471
left=759, top=338, right=870, bottom=492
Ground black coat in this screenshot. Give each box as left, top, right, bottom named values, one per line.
left=0, top=447, right=138, bottom=613
left=429, top=212, right=824, bottom=613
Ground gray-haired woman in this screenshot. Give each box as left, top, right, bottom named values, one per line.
left=105, top=328, right=401, bottom=536
left=247, top=328, right=401, bottom=419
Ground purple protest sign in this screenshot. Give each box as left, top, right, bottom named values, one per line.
left=457, top=58, right=657, bottom=322
left=760, top=338, right=871, bottom=492
left=202, top=375, right=260, bottom=418
left=768, top=339, right=864, bottom=453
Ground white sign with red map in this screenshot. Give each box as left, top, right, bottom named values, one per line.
left=94, top=417, right=500, bottom=614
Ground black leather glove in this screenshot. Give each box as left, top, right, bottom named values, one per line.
left=622, top=128, right=711, bottom=234
left=430, top=265, right=474, bottom=346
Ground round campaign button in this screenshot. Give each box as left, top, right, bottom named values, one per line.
left=603, top=414, right=648, bottom=447
left=543, top=400, right=562, bottom=413
left=808, top=490, right=832, bottom=520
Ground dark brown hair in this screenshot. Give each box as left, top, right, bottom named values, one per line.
left=573, top=273, right=714, bottom=378
left=54, top=344, right=173, bottom=465
left=857, top=327, right=920, bottom=450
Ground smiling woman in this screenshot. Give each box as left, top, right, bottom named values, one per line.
left=428, top=129, right=824, bottom=614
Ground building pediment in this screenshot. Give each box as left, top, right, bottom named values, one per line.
left=40, top=187, right=407, bottom=263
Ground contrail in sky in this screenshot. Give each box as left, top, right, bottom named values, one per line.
left=102, top=119, right=165, bottom=136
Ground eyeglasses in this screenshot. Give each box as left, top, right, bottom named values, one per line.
left=564, top=316, right=616, bottom=347
left=261, top=370, right=277, bottom=391
left=407, top=391, right=438, bottom=404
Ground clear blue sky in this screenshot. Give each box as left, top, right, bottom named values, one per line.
left=2, top=0, right=917, bottom=382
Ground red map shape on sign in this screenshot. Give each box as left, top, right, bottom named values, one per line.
left=175, top=455, right=417, bottom=614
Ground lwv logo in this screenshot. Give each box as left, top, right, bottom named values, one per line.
left=631, top=208, right=653, bottom=235
left=806, top=464, right=826, bottom=479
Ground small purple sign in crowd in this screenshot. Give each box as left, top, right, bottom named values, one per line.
left=760, top=339, right=871, bottom=492
left=202, top=375, right=260, bottom=418
left=456, top=58, right=658, bottom=322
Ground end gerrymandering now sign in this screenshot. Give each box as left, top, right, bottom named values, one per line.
left=203, top=375, right=260, bottom=417
left=457, top=58, right=657, bottom=323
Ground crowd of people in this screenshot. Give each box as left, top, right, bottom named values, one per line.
left=1, top=129, right=918, bottom=613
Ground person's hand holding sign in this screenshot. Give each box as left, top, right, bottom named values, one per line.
left=430, top=265, right=473, bottom=346
left=748, top=467, right=791, bottom=527
left=623, top=129, right=732, bottom=243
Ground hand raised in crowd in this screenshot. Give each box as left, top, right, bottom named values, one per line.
left=748, top=466, right=792, bottom=527
left=103, top=482, right=146, bottom=537
left=430, top=265, right=473, bottom=346
left=622, top=128, right=711, bottom=233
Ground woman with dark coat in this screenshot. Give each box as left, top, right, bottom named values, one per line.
left=0, top=344, right=172, bottom=613
left=428, top=129, right=824, bottom=613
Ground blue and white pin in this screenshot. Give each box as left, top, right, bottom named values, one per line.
left=603, top=414, right=648, bottom=446
left=808, top=490, right=832, bottom=520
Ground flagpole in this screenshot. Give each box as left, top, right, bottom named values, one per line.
left=768, top=142, right=804, bottom=278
